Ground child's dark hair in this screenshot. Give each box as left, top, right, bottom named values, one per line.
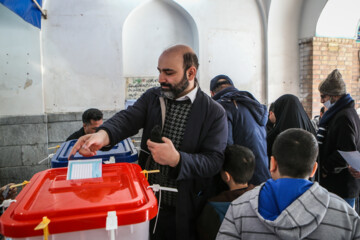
left=223, top=145, right=255, bottom=184
left=272, top=128, right=318, bottom=178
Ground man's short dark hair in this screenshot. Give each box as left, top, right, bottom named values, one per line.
left=183, top=52, right=199, bottom=71
left=272, top=128, right=318, bottom=178
left=82, top=108, right=103, bottom=124
left=223, top=145, right=255, bottom=184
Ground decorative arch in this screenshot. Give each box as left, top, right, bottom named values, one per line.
left=122, top=0, right=199, bottom=77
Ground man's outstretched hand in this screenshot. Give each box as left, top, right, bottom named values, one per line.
left=69, top=130, right=110, bottom=159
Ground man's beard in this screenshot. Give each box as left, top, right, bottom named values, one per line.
left=160, top=72, right=189, bottom=99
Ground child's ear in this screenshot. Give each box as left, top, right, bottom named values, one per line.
left=221, top=170, right=231, bottom=183
left=310, top=162, right=318, bottom=178
left=270, top=156, right=277, bottom=174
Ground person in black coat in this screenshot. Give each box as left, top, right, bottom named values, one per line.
left=317, top=69, right=360, bottom=207
left=69, top=45, right=228, bottom=240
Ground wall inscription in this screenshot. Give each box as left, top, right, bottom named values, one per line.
left=125, top=77, right=159, bottom=99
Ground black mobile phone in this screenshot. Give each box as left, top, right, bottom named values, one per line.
left=150, top=125, right=163, bottom=143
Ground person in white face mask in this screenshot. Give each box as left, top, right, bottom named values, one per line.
left=317, top=69, right=360, bottom=208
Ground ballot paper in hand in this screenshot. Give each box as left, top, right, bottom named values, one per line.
left=67, top=158, right=102, bottom=180
left=338, top=151, right=360, bottom=171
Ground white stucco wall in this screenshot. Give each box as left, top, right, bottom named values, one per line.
left=299, top=0, right=327, bottom=39
left=40, top=0, right=266, bottom=113
left=3, top=0, right=358, bottom=117
left=123, top=0, right=198, bottom=77
left=267, top=0, right=303, bottom=104
left=317, top=0, right=360, bottom=39
left=41, top=0, right=143, bottom=113
left=177, top=0, right=264, bottom=100
left=0, top=4, right=43, bottom=116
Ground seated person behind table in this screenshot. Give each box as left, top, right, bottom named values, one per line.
left=66, top=108, right=103, bottom=141
left=217, top=128, right=360, bottom=239
left=197, top=145, right=255, bottom=240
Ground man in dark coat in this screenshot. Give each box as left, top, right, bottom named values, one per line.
left=317, top=69, right=360, bottom=207
left=70, top=45, right=228, bottom=240
left=210, top=75, right=270, bottom=185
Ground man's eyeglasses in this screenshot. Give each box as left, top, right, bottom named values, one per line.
left=320, top=94, right=328, bottom=99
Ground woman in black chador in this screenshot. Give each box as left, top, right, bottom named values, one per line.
left=267, top=94, right=315, bottom=158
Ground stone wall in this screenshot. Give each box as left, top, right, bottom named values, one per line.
left=0, top=115, right=48, bottom=187
left=0, top=111, right=142, bottom=187
left=299, top=37, right=360, bottom=118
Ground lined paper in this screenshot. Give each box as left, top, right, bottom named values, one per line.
left=67, top=159, right=102, bottom=180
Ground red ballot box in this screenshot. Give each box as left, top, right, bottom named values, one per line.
left=0, top=163, right=157, bottom=240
